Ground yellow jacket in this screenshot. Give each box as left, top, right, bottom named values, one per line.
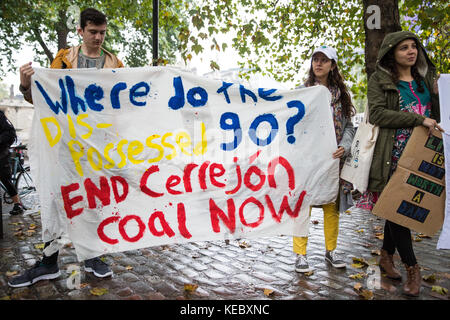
left=50, top=45, right=124, bottom=69
left=21, top=45, right=124, bottom=103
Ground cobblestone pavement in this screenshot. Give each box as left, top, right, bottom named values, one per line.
left=1, top=198, right=449, bottom=302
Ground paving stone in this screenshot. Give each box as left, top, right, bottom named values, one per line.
left=211, top=286, right=237, bottom=296
left=319, top=279, right=344, bottom=290
left=272, top=271, right=295, bottom=282
left=190, top=287, right=210, bottom=298
left=189, top=261, right=209, bottom=272
left=1, top=203, right=450, bottom=301
left=179, top=267, right=200, bottom=278
left=121, top=272, right=140, bottom=282
left=144, top=292, right=166, bottom=300
left=252, top=271, right=278, bottom=282
left=122, top=294, right=143, bottom=300
left=210, top=262, right=235, bottom=274
left=117, top=287, right=133, bottom=297
left=252, top=263, right=276, bottom=274
left=195, top=276, right=219, bottom=287
left=34, top=283, right=59, bottom=299
left=233, top=273, right=257, bottom=285
left=204, top=269, right=227, bottom=279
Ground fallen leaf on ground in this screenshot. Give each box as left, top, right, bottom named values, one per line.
left=184, top=284, right=199, bottom=293
left=417, top=233, right=431, bottom=239
left=431, top=286, right=448, bottom=295
left=359, top=289, right=374, bottom=300
left=353, top=283, right=374, bottom=300
left=126, top=266, right=133, bottom=271
left=6, top=271, right=18, bottom=277
left=374, top=233, right=384, bottom=240
left=423, top=274, right=437, bottom=283
left=34, top=243, right=45, bottom=250
left=28, top=224, right=37, bottom=230
left=263, top=289, right=274, bottom=296
left=90, top=287, right=108, bottom=296
left=349, top=272, right=367, bottom=280
left=0, top=296, right=11, bottom=300
left=304, top=271, right=314, bottom=277
left=356, top=229, right=364, bottom=233
left=413, top=236, right=422, bottom=242
left=352, top=257, right=369, bottom=266
left=239, top=241, right=251, bottom=248
left=371, top=250, right=381, bottom=256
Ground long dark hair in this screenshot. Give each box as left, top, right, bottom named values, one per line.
left=305, top=60, right=356, bottom=118
left=379, top=38, right=425, bottom=93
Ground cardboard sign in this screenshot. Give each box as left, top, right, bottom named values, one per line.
left=373, top=126, right=445, bottom=236
left=29, top=66, right=339, bottom=261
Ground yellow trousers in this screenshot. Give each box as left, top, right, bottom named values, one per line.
left=293, top=202, right=340, bottom=255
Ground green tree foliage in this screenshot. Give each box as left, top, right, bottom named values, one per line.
left=0, top=82, right=9, bottom=100
left=184, top=0, right=365, bottom=94
left=2, top=0, right=446, bottom=102
left=401, top=0, right=449, bottom=74
left=0, top=0, right=189, bottom=77
left=183, top=0, right=448, bottom=98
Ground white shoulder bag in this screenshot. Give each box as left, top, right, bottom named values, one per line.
left=340, top=106, right=379, bottom=192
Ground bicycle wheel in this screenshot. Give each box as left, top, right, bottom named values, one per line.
left=15, top=166, right=36, bottom=197
left=2, top=187, right=14, bottom=204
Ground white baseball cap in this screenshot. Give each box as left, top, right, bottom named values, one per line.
left=312, top=45, right=338, bottom=62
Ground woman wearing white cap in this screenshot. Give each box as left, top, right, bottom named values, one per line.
left=293, top=45, right=356, bottom=273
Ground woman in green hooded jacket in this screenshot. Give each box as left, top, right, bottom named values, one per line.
left=357, top=31, right=442, bottom=297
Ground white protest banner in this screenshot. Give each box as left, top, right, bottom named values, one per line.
left=29, top=66, right=339, bottom=261
left=437, top=74, right=450, bottom=249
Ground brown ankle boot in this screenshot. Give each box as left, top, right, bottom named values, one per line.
left=403, top=264, right=421, bottom=297
left=379, top=249, right=401, bottom=280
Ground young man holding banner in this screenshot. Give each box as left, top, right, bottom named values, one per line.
left=9, top=8, right=124, bottom=288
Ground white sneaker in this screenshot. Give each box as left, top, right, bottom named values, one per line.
left=295, top=254, right=312, bottom=273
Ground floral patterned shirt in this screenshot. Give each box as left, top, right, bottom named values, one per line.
left=390, top=80, right=431, bottom=175
left=356, top=79, right=431, bottom=211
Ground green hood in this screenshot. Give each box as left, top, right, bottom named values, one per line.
left=376, top=30, right=435, bottom=78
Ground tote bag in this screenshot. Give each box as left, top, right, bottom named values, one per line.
left=340, top=106, right=379, bottom=192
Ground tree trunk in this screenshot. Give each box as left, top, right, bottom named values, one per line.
left=363, top=0, right=401, bottom=79
left=57, top=9, right=69, bottom=51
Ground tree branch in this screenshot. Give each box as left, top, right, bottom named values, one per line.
left=31, top=27, right=54, bottom=63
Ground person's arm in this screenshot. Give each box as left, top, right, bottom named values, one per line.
left=0, top=112, right=15, bottom=149
left=368, top=73, right=443, bottom=134
left=337, top=117, right=355, bottom=158
left=19, top=62, right=34, bottom=104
